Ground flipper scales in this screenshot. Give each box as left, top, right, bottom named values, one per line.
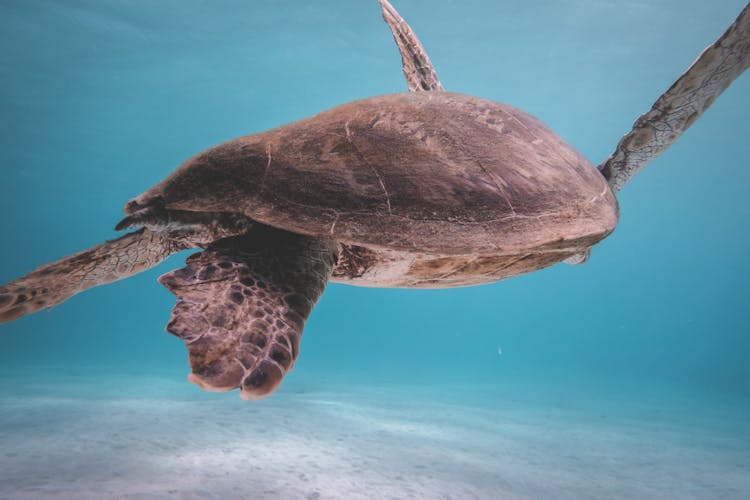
left=600, top=3, right=750, bottom=192
left=159, top=224, right=338, bottom=400
left=379, top=0, right=445, bottom=92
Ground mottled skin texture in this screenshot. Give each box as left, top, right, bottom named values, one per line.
left=0, top=0, right=747, bottom=400
left=0, top=211, right=251, bottom=323
left=599, top=3, right=750, bottom=192
left=159, top=224, right=337, bottom=399
left=379, top=0, right=444, bottom=92
left=0, top=229, right=178, bottom=323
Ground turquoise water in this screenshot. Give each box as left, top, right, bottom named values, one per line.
left=1, top=0, right=749, bottom=498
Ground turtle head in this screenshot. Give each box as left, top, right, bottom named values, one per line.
left=563, top=250, right=590, bottom=266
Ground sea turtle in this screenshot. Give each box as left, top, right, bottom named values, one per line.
left=1, top=1, right=748, bottom=399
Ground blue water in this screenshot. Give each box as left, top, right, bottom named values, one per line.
left=1, top=1, right=749, bottom=498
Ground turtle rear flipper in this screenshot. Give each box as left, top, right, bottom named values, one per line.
left=159, top=224, right=338, bottom=400
left=0, top=229, right=181, bottom=323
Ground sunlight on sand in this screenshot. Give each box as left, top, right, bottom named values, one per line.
left=0, top=374, right=748, bottom=499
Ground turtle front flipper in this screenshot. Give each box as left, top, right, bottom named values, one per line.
left=378, top=0, right=444, bottom=91
left=159, top=224, right=338, bottom=400
left=599, top=3, right=750, bottom=193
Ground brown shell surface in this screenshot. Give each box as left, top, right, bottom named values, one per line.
left=129, top=92, right=618, bottom=287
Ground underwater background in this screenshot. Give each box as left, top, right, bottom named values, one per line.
left=1, top=0, right=748, bottom=498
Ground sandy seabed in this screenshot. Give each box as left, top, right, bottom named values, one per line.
left=0, top=372, right=748, bottom=499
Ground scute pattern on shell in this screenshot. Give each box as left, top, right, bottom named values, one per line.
left=131, top=92, right=618, bottom=257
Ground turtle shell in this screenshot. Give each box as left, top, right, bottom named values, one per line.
left=127, top=92, right=618, bottom=286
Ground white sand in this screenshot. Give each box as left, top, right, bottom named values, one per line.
left=0, top=372, right=748, bottom=499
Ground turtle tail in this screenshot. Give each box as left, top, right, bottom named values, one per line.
left=0, top=228, right=182, bottom=323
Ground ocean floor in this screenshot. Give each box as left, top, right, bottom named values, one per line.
left=0, top=371, right=748, bottom=499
